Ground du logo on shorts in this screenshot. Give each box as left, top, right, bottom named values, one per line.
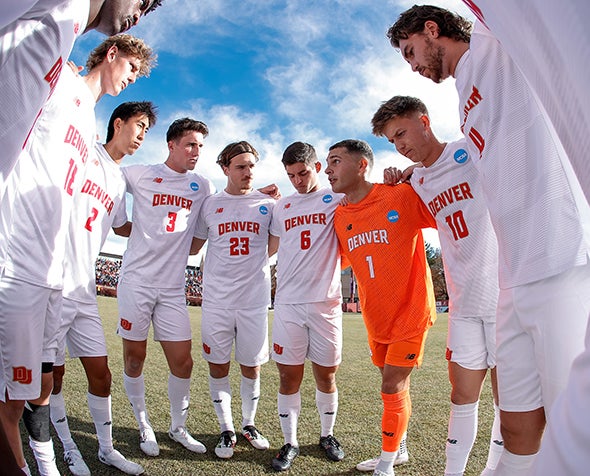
left=454, top=148, right=469, bottom=164
left=387, top=210, right=400, bottom=223
left=190, top=182, right=199, bottom=191
left=259, top=205, right=269, bottom=215
left=322, top=194, right=333, bottom=203
left=13, top=366, right=32, bottom=385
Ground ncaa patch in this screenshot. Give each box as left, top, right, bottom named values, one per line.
left=322, top=194, right=333, bottom=203
left=454, top=148, right=469, bottom=164
left=190, top=182, right=199, bottom=191
left=387, top=210, right=399, bottom=223
left=259, top=205, right=269, bottom=215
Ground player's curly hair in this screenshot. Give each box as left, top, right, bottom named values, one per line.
left=282, top=142, right=317, bottom=167
left=166, top=118, right=208, bottom=143
left=371, top=96, right=429, bottom=136
left=217, top=141, right=260, bottom=168
left=85, top=34, right=156, bottom=77
left=387, top=5, right=472, bottom=48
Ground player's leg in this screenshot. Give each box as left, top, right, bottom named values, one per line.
left=444, top=315, right=492, bottom=476
left=201, top=305, right=236, bottom=457
left=25, top=288, right=63, bottom=476
left=117, top=282, right=158, bottom=456
left=235, top=306, right=270, bottom=452
left=308, top=299, right=344, bottom=462
left=155, top=288, right=204, bottom=454
left=271, top=303, right=308, bottom=471
left=495, top=264, right=590, bottom=476
left=480, top=367, right=503, bottom=476
left=0, top=276, right=52, bottom=473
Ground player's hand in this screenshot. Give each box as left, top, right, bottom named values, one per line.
left=67, top=60, right=83, bottom=76
left=339, top=195, right=350, bottom=206
left=258, top=183, right=281, bottom=200
left=383, top=167, right=404, bottom=185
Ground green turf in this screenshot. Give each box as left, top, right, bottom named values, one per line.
left=23, top=296, right=495, bottom=475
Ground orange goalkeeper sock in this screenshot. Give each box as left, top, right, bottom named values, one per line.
left=381, top=389, right=410, bottom=452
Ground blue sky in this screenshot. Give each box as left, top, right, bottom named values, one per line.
left=72, top=0, right=475, bottom=260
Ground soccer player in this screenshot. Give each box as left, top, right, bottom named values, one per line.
left=0, top=0, right=162, bottom=196
left=387, top=6, right=590, bottom=475
left=191, top=141, right=274, bottom=460
left=115, top=118, right=214, bottom=457
left=371, top=96, right=502, bottom=476
left=50, top=101, right=157, bottom=476
left=268, top=142, right=345, bottom=472
left=0, top=34, right=154, bottom=476
left=325, top=139, right=436, bottom=476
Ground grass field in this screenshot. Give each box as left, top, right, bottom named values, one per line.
left=23, top=296, right=495, bottom=475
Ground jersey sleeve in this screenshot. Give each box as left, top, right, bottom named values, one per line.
left=193, top=195, right=210, bottom=240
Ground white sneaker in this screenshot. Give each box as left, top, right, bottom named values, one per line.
left=357, top=457, right=380, bottom=472
left=64, top=449, right=90, bottom=476
left=139, top=426, right=159, bottom=456
left=396, top=435, right=409, bottom=465
left=168, top=426, right=206, bottom=453
left=373, top=470, right=394, bottom=476
left=215, top=430, right=237, bottom=459
left=98, top=448, right=144, bottom=475
left=242, top=425, right=270, bottom=450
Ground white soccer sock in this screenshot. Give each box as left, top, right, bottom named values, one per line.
left=494, top=450, right=536, bottom=476
left=123, top=372, right=151, bottom=430
left=375, top=450, right=395, bottom=474
left=87, top=392, right=114, bottom=453
left=209, top=375, right=234, bottom=433
left=484, top=404, right=504, bottom=471
left=28, top=437, right=60, bottom=476
left=169, top=373, right=191, bottom=431
left=316, top=389, right=338, bottom=437
left=445, top=401, right=478, bottom=475
left=21, top=464, right=32, bottom=476
left=240, top=375, right=260, bottom=428
left=49, top=391, right=77, bottom=452
left=277, top=392, right=300, bottom=447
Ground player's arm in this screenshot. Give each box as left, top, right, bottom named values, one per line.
left=190, top=237, right=207, bottom=255
left=113, top=221, right=132, bottom=237
left=268, top=234, right=280, bottom=257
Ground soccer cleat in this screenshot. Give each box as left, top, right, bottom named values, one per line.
left=139, top=426, right=159, bottom=456
left=357, top=457, right=380, bottom=472
left=372, top=469, right=394, bottom=476
left=98, top=449, right=144, bottom=475
left=215, top=430, right=237, bottom=459
left=168, top=426, right=207, bottom=453
left=319, top=435, right=345, bottom=461
left=395, top=435, right=409, bottom=465
left=271, top=443, right=300, bottom=471
left=64, top=449, right=90, bottom=476
left=242, top=425, right=270, bottom=450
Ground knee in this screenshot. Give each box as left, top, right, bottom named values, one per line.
left=450, top=387, right=479, bottom=405
left=124, top=352, right=146, bottom=376
left=52, top=365, right=65, bottom=394
left=89, top=368, right=112, bottom=396
left=173, top=355, right=193, bottom=378
left=315, top=372, right=337, bottom=394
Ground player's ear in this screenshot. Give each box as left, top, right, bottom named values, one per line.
left=314, top=161, right=322, bottom=173
left=424, top=20, right=440, bottom=38
left=106, top=45, right=119, bottom=63
left=359, top=157, right=369, bottom=174
left=113, top=117, right=123, bottom=134
left=420, top=114, right=431, bottom=128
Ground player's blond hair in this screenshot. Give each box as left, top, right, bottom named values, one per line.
left=86, top=34, right=156, bottom=77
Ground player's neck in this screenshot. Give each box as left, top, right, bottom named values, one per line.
left=82, top=72, right=102, bottom=102
left=225, top=186, right=253, bottom=196
left=422, top=141, right=446, bottom=168
left=345, top=180, right=373, bottom=204
left=104, top=142, right=125, bottom=164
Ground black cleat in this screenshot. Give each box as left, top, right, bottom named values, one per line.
left=271, top=443, right=300, bottom=471
left=319, top=435, right=345, bottom=461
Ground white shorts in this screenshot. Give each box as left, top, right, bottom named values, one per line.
left=446, top=314, right=496, bottom=370
left=496, top=262, right=590, bottom=413
left=117, top=282, right=191, bottom=342
left=271, top=300, right=342, bottom=367
left=55, top=298, right=108, bottom=366
left=0, top=275, right=61, bottom=401
left=201, top=304, right=269, bottom=367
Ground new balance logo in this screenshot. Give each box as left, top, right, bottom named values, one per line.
left=493, top=440, right=504, bottom=447
left=213, top=399, right=222, bottom=404
left=324, top=411, right=335, bottom=415
left=279, top=413, right=288, bottom=419
left=57, top=417, right=66, bottom=423
left=447, top=438, right=457, bottom=444
left=215, top=207, right=224, bottom=214
left=273, top=343, right=283, bottom=355
left=203, top=343, right=211, bottom=354
left=120, top=318, right=132, bottom=331
left=104, top=421, right=112, bottom=426
left=12, top=366, right=32, bottom=384
left=153, top=177, right=163, bottom=183
left=182, top=406, right=189, bottom=412
left=284, top=203, right=291, bottom=209
left=419, top=177, right=424, bottom=185
left=405, top=353, right=416, bottom=360
left=346, top=224, right=352, bottom=231
left=383, top=431, right=394, bottom=437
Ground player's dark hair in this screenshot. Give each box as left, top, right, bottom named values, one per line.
left=216, top=141, right=259, bottom=168
left=282, top=142, right=317, bottom=167
left=371, top=96, right=428, bottom=136
left=166, top=118, right=209, bottom=143
left=106, top=101, right=158, bottom=142
left=329, top=139, right=374, bottom=169
left=387, top=5, right=472, bottom=48
left=144, top=0, right=163, bottom=15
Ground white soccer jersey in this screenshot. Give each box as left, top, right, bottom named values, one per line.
left=270, top=187, right=342, bottom=304
left=63, top=143, right=127, bottom=303
left=195, top=190, right=274, bottom=309
left=0, top=67, right=95, bottom=289
left=454, top=21, right=590, bottom=289
left=0, top=0, right=89, bottom=194
left=411, top=140, right=498, bottom=317
left=119, top=163, right=214, bottom=289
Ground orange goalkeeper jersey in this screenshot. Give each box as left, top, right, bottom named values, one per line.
left=335, top=183, right=437, bottom=343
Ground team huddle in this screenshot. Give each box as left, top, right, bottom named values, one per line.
left=1, top=1, right=589, bottom=476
